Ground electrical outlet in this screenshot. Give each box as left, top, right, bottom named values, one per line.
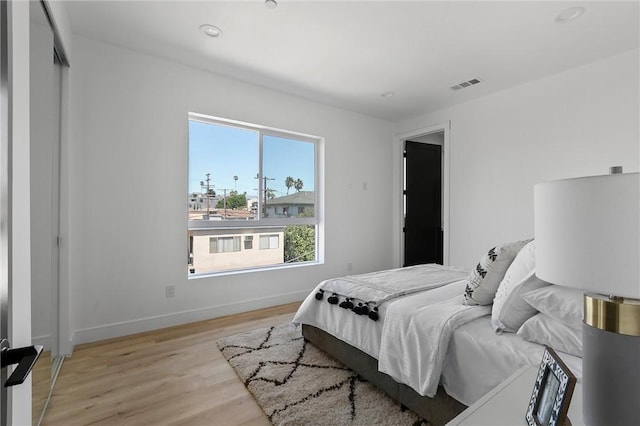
left=165, top=285, right=175, bottom=298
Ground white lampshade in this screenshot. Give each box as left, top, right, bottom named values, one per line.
left=534, top=172, right=640, bottom=298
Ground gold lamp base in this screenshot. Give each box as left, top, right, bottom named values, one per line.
left=582, top=293, right=640, bottom=426
left=584, top=293, right=640, bottom=336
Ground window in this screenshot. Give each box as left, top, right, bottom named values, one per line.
left=187, top=113, right=321, bottom=276
left=244, top=236, right=253, bottom=250
left=210, top=236, right=241, bottom=253
left=259, top=234, right=279, bottom=250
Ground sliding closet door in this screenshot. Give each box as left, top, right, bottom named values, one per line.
left=30, top=1, right=63, bottom=423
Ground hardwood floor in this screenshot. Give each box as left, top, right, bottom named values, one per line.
left=33, top=351, right=52, bottom=424
left=41, top=302, right=301, bottom=425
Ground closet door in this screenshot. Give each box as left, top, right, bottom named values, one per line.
left=30, top=1, right=62, bottom=423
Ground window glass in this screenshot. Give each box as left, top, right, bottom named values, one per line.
left=210, top=236, right=240, bottom=253
left=259, top=234, right=279, bottom=250
left=188, top=120, right=258, bottom=221
left=187, top=114, right=320, bottom=276
left=262, top=135, right=315, bottom=218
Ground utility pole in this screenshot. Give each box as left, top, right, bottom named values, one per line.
left=255, top=174, right=275, bottom=218
left=200, top=173, right=213, bottom=218
left=218, top=188, right=233, bottom=218
left=223, top=188, right=227, bottom=218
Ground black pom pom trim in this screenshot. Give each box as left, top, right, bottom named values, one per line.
left=353, top=302, right=366, bottom=315
left=315, top=289, right=324, bottom=301
left=339, top=298, right=354, bottom=309
left=327, top=293, right=339, bottom=304
left=368, top=307, right=379, bottom=321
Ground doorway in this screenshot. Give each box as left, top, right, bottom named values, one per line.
left=404, top=138, right=442, bottom=265
left=399, top=123, right=450, bottom=267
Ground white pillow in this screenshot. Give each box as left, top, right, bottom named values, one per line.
left=517, top=313, right=582, bottom=357
left=521, top=285, right=584, bottom=329
left=491, top=240, right=537, bottom=331
left=492, top=270, right=551, bottom=333
left=463, top=239, right=532, bottom=306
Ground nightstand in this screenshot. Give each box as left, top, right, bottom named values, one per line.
left=446, top=365, right=583, bottom=426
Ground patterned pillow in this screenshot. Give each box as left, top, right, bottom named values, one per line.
left=463, top=239, right=532, bottom=306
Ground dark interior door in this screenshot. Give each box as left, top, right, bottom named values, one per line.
left=404, top=141, right=442, bottom=266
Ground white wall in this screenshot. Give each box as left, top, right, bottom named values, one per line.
left=395, top=49, right=640, bottom=269
left=66, top=36, right=395, bottom=345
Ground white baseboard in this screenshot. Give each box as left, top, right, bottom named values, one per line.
left=32, top=334, right=52, bottom=351
left=71, top=290, right=309, bottom=347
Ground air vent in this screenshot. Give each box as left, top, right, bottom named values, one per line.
left=450, top=78, right=482, bottom=91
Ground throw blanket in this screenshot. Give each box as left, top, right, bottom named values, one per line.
left=315, top=264, right=469, bottom=320
left=378, top=294, right=491, bottom=397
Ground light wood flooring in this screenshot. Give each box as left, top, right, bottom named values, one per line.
left=33, top=350, right=52, bottom=424
left=41, top=302, right=301, bottom=425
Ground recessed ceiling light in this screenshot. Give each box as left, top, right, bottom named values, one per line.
left=554, top=7, right=586, bottom=23
left=380, top=91, right=395, bottom=98
left=265, top=0, right=278, bottom=9
left=199, top=24, right=223, bottom=38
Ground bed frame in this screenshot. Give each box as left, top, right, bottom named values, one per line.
left=301, top=324, right=466, bottom=425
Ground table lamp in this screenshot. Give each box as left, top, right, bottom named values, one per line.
left=534, top=169, right=640, bottom=426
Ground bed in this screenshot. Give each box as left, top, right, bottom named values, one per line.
left=292, top=240, right=584, bottom=425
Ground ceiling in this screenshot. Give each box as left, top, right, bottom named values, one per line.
left=62, top=1, right=639, bottom=122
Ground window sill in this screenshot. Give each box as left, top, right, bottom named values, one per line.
left=187, top=260, right=323, bottom=280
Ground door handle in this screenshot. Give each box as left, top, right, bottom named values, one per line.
left=0, top=339, right=43, bottom=387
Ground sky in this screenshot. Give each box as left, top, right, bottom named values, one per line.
left=188, top=120, right=315, bottom=199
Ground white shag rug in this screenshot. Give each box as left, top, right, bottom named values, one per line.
left=217, top=323, right=426, bottom=425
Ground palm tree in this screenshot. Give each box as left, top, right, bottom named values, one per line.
left=294, top=179, right=303, bottom=192
left=285, top=176, right=294, bottom=194
left=233, top=175, right=238, bottom=191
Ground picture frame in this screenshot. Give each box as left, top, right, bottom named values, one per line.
left=525, top=347, right=576, bottom=426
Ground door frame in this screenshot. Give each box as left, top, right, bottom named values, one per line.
left=394, top=121, right=451, bottom=267
left=0, top=0, right=12, bottom=422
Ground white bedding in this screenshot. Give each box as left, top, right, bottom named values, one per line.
left=293, top=265, right=583, bottom=406
left=293, top=280, right=386, bottom=358
left=442, top=316, right=583, bottom=406
left=378, top=287, right=491, bottom=397
left=292, top=269, right=468, bottom=359
left=319, top=264, right=469, bottom=305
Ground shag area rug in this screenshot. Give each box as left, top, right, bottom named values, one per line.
left=217, top=323, right=426, bottom=425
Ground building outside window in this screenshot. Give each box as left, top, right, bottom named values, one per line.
left=187, top=113, right=321, bottom=276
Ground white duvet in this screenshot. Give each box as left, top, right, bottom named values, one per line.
left=378, top=291, right=490, bottom=397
